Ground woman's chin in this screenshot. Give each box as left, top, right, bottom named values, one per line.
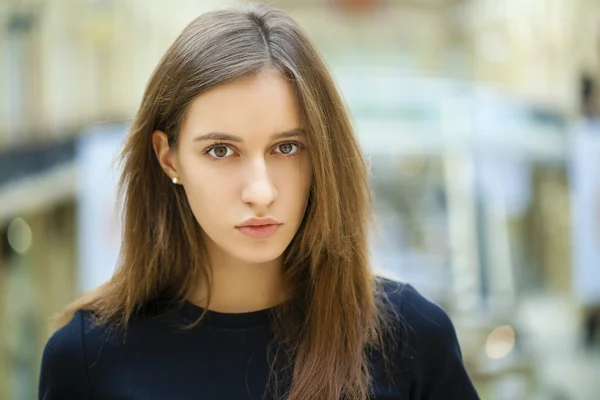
left=230, top=247, right=286, bottom=266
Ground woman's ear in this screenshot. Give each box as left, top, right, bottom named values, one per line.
left=151, top=130, right=180, bottom=180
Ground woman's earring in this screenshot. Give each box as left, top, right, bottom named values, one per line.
left=172, top=177, right=179, bottom=184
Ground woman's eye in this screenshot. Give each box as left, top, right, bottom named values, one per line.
left=274, top=142, right=298, bottom=155
left=208, top=145, right=234, bottom=158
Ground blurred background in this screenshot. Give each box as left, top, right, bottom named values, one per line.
left=1, top=0, right=599, bottom=399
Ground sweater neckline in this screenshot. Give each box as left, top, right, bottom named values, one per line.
left=177, top=300, right=277, bottom=329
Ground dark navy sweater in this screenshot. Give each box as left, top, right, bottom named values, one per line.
left=39, top=280, right=479, bottom=399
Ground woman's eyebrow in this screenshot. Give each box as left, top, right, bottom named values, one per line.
left=270, top=128, right=305, bottom=140
left=193, top=132, right=243, bottom=142
left=193, top=128, right=304, bottom=143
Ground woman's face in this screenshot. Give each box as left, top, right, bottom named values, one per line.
left=154, top=69, right=312, bottom=265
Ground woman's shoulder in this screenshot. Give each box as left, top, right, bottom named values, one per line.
left=378, top=275, right=456, bottom=339
left=44, top=310, right=88, bottom=357
left=39, top=310, right=99, bottom=398
left=376, top=276, right=480, bottom=398
left=41, top=309, right=111, bottom=365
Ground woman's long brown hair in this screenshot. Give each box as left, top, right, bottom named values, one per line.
left=58, top=4, right=394, bottom=400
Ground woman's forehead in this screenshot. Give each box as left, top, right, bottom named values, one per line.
left=180, top=70, right=301, bottom=142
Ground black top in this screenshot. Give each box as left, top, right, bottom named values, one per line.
left=39, top=279, right=480, bottom=399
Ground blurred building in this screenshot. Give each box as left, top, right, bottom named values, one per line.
left=1, top=0, right=599, bottom=399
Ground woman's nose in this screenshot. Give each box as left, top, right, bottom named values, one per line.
left=240, top=157, right=278, bottom=210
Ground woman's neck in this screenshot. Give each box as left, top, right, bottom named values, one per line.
left=188, top=250, right=290, bottom=314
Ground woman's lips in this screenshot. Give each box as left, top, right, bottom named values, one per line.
left=236, top=224, right=281, bottom=239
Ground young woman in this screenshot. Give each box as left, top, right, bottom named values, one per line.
left=39, top=4, right=479, bottom=400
